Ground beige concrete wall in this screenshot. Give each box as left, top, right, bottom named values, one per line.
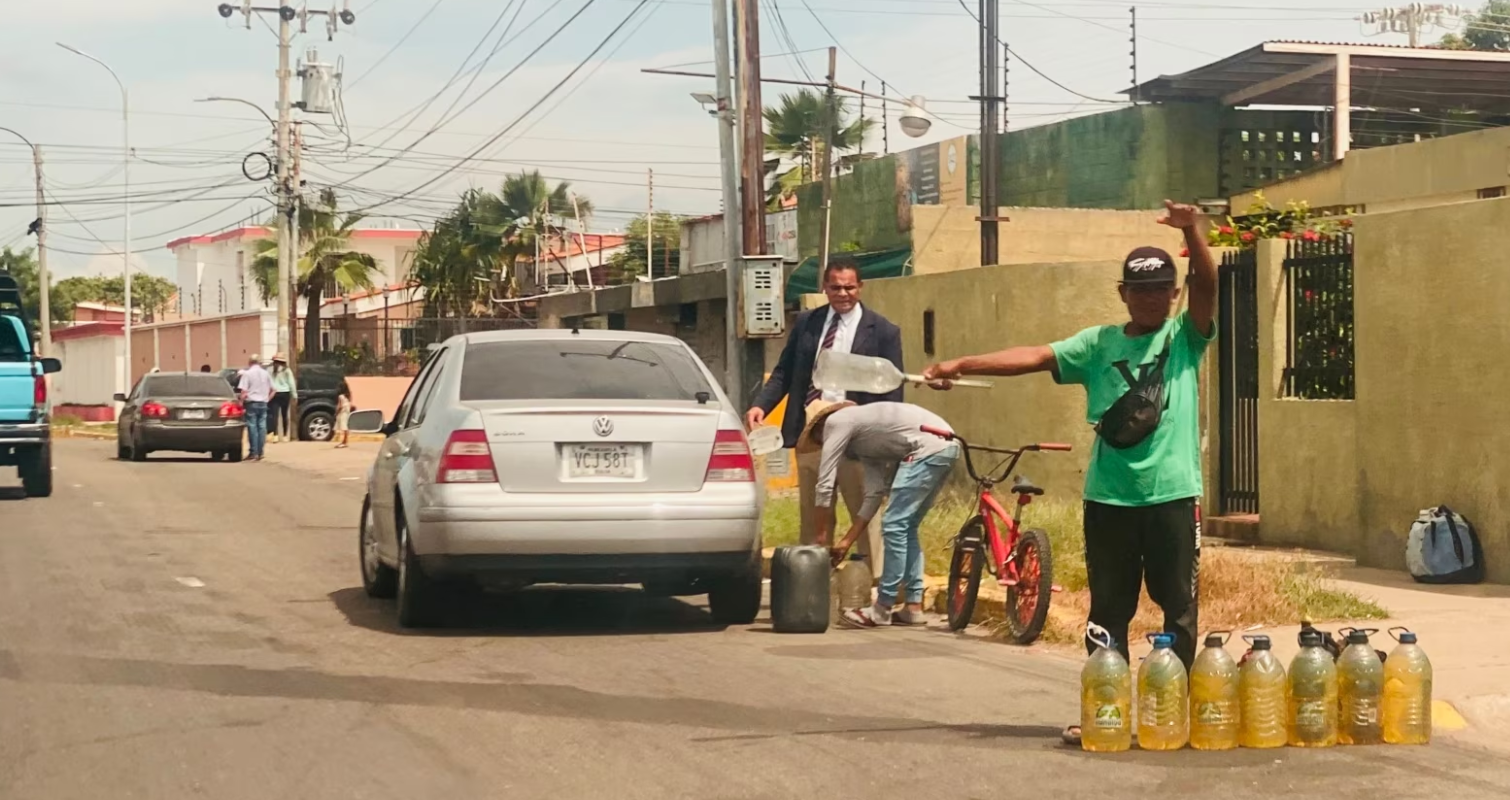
left=1232, top=162, right=1345, bottom=212
left=1255, top=203, right=1510, bottom=581
left=910, top=206, right=1184, bottom=275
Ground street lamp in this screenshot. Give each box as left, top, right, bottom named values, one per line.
left=898, top=96, right=932, bottom=138
left=58, top=42, right=131, bottom=383
left=195, top=96, right=276, bottom=126
left=0, top=127, right=49, bottom=357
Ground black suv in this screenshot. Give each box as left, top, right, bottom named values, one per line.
left=219, top=362, right=348, bottom=442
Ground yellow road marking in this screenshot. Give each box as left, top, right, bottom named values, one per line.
left=1434, top=700, right=1469, bottom=731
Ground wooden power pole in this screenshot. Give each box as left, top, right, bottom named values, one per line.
left=735, top=0, right=765, bottom=256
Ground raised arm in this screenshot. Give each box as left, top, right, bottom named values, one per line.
left=1158, top=200, right=1217, bottom=336
left=923, top=345, right=1058, bottom=381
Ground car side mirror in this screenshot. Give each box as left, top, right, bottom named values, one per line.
left=346, top=408, right=386, bottom=434
left=39, top=357, right=62, bottom=374
left=112, top=393, right=127, bottom=403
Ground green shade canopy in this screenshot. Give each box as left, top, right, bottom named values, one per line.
left=785, top=247, right=912, bottom=304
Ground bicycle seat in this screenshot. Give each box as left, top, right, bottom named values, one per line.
left=1010, top=477, right=1044, bottom=496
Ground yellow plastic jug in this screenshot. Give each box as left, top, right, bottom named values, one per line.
left=1288, top=628, right=1338, bottom=747
left=1238, top=635, right=1288, bottom=749
left=1337, top=628, right=1384, bottom=745
left=1138, top=633, right=1189, bottom=751
left=1382, top=627, right=1433, bottom=745
left=1189, top=632, right=1240, bottom=750
left=1081, top=623, right=1132, bottom=752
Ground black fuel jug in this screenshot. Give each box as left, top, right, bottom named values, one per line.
left=770, top=545, right=830, bottom=633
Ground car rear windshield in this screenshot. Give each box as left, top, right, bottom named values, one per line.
left=460, top=340, right=714, bottom=401
left=0, top=319, right=28, bottom=362
left=143, top=375, right=235, bottom=399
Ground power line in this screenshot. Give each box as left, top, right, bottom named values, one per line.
left=954, top=0, right=1121, bottom=103
left=345, top=0, right=447, bottom=89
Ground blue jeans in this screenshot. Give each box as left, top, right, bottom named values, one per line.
left=878, top=444, right=960, bottom=606
left=244, top=401, right=268, bottom=457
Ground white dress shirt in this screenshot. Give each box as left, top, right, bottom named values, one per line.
left=817, top=304, right=862, bottom=403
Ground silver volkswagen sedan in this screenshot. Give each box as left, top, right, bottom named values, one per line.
left=350, top=329, right=764, bottom=628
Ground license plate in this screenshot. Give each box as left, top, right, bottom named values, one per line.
left=179, top=409, right=208, bottom=420
left=563, top=444, right=640, bottom=479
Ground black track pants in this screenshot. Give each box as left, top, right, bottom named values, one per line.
left=1082, top=497, right=1201, bottom=669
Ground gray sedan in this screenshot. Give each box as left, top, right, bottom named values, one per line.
left=115, top=372, right=247, bottom=462
left=349, top=329, right=764, bottom=629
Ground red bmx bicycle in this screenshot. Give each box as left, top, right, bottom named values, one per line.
left=920, top=426, right=1071, bottom=644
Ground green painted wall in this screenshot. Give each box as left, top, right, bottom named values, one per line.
left=795, top=154, right=909, bottom=258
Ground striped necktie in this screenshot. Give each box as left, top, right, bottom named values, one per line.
left=805, top=313, right=843, bottom=405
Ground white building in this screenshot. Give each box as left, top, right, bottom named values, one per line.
left=166, top=224, right=424, bottom=317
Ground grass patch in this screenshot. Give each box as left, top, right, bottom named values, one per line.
left=762, top=491, right=1387, bottom=646
left=50, top=413, right=85, bottom=429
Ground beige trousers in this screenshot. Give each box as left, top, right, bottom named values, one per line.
left=796, top=451, right=882, bottom=573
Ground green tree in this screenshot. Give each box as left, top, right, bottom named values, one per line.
left=762, top=89, right=874, bottom=209
left=0, top=246, right=71, bottom=332
left=606, top=211, right=683, bottom=282
left=1438, top=1, right=1510, bottom=50
left=251, top=188, right=380, bottom=359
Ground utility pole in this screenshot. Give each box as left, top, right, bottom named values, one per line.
left=287, top=120, right=303, bottom=440
left=735, top=0, right=765, bottom=257
left=817, top=47, right=837, bottom=269
left=711, top=0, right=745, bottom=403
left=1, top=128, right=50, bottom=356
left=976, top=0, right=1001, bottom=267
left=647, top=169, right=654, bottom=280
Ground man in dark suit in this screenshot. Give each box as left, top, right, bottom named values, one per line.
left=747, top=257, right=904, bottom=564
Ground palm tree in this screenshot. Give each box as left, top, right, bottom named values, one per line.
left=410, top=188, right=510, bottom=321
left=763, top=89, right=874, bottom=208
left=489, top=170, right=593, bottom=287
left=252, top=188, right=380, bottom=359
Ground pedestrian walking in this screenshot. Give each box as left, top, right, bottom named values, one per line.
left=747, top=257, right=904, bottom=571
left=800, top=401, right=960, bottom=628
left=923, top=201, right=1217, bottom=745
left=268, top=353, right=296, bottom=442
left=334, top=379, right=352, bottom=449
left=237, top=354, right=276, bottom=462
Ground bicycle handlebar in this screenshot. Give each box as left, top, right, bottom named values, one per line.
left=919, top=426, right=1071, bottom=485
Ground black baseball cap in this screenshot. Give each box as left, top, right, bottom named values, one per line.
left=1121, top=246, right=1178, bottom=285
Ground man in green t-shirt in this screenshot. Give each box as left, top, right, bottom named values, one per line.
left=924, top=202, right=1216, bottom=741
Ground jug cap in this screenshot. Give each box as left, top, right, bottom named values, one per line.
left=1203, top=631, right=1230, bottom=648
left=1346, top=629, right=1370, bottom=645
left=1149, top=633, right=1174, bottom=648
left=1299, top=629, right=1323, bottom=647
left=1398, top=632, right=1418, bottom=644
left=1247, top=635, right=1272, bottom=650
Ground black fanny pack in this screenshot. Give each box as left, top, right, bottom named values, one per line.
left=1094, top=333, right=1172, bottom=450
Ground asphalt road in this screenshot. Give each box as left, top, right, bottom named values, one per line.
left=1, top=440, right=1507, bottom=800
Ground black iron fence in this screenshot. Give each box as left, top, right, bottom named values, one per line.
left=296, top=316, right=534, bottom=376
left=1283, top=235, right=1355, bottom=400
left=1218, top=248, right=1260, bottom=515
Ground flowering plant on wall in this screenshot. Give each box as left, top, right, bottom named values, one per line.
left=1203, top=192, right=1353, bottom=251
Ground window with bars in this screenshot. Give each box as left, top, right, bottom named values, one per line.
left=1283, top=235, right=1355, bottom=400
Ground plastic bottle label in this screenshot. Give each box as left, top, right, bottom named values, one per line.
left=1197, top=701, right=1234, bottom=725
left=1295, top=699, right=1328, bottom=729
left=1094, top=705, right=1124, bottom=729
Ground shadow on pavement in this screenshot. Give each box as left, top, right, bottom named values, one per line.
left=1338, top=565, right=1510, bottom=600
left=328, top=584, right=732, bottom=638
left=0, top=486, right=25, bottom=501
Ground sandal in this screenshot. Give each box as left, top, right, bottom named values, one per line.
left=1060, top=725, right=1082, bottom=747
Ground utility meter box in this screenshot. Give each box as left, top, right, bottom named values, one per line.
left=741, top=255, right=785, bottom=338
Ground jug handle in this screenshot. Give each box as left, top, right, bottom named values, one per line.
left=1085, top=623, right=1116, bottom=651
left=1387, top=626, right=1412, bottom=643
left=1241, top=634, right=1261, bottom=647
left=1206, top=630, right=1232, bottom=646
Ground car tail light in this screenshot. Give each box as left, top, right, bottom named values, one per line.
left=438, top=429, right=496, bottom=483
left=141, top=401, right=169, bottom=418
left=219, top=402, right=244, bottom=419
left=705, top=429, right=755, bottom=482
left=33, top=374, right=45, bottom=406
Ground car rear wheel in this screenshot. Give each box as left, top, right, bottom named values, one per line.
left=20, top=446, right=51, bottom=498
left=130, top=434, right=148, bottom=462
left=395, top=513, right=441, bottom=628
left=360, top=496, right=398, bottom=599
left=226, top=447, right=244, bottom=463
left=302, top=410, right=335, bottom=442
left=116, top=440, right=129, bottom=461
left=707, top=560, right=761, bottom=625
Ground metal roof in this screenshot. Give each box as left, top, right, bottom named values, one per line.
left=1126, top=41, right=1510, bottom=113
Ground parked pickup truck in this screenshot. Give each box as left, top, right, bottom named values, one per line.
left=0, top=272, right=63, bottom=497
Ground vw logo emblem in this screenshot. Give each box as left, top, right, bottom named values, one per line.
left=592, top=416, right=614, bottom=437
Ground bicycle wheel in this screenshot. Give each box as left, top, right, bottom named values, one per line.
left=1003, top=528, right=1053, bottom=645
left=946, top=517, right=986, bottom=631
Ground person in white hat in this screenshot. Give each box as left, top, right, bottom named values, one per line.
left=799, top=400, right=960, bottom=628
left=268, top=352, right=296, bottom=442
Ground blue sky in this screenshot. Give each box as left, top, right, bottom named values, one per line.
left=0, top=0, right=1429, bottom=282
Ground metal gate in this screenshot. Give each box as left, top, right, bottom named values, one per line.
left=1217, top=249, right=1260, bottom=515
